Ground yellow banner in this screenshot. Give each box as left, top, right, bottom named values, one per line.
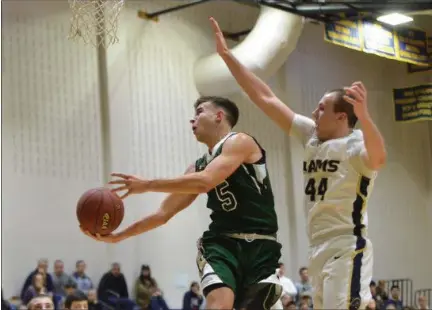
left=408, top=35, right=432, bottom=73
left=393, top=84, right=432, bottom=123
left=325, top=19, right=429, bottom=67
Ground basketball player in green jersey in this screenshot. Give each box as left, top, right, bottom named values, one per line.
left=83, top=96, right=283, bottom=309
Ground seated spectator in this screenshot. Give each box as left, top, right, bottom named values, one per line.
left=366, top=299, right=377, bottom=310
left=285, top=301, right=297, bottom=310
left=87, top=289, right=102, bottom=310
left=22, top=273, right=48, bottom=305
left=295, top=267, right=312, bottom=304
left=370, top=281, right=384, bottom=309
left=299, top=291, right=313, bottom=310
left=97, top=263, right=128, bottom=303
left=182, top=282, right=203, bottom=310
left=384, top=285, right=403, bottom=310
left=134, top=265, right=158, bottom=309
left=52, top=260, right=76, bottom=297
left=21, top=259, right=54, bottom=300
left=57, top=282, right=79, bottom=309
left=376, top=280, right=389, bottom=302
left=417, top=295, right=429, bottom=310
left=277, top=263, right=297, bottom=298
left=64, top=291, right=88, bottom=310
left=27, top=295, right=54, bottom=310
left=149, top=289, right=170, bottom=310
left=73, top=260, right=93, bottom=295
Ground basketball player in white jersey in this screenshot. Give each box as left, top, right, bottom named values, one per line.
left=209, top=17, right=387, bottom=310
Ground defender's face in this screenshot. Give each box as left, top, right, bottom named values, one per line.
left=312, top=93, right=343, bottom=141
left=190, top=101, right=220, bottom=142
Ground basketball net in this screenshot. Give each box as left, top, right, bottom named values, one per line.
left=68, top=0, right=125, bottom=47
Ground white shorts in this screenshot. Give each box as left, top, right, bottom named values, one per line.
left=309, top=236, right=373, bottom=310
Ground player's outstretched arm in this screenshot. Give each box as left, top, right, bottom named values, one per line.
left=344, top=82, right=387, bottom=170
left=209, top=17, right=297, bottom=135
left=109, top=134, right=257, bottom=195
left=83, top=166, right=198, bottom=243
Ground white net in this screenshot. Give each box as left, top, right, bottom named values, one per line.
left=68, top=0, right=125, bottom=47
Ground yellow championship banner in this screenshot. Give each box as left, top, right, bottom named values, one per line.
left=324, top=19, right=429, bottom=67
left=393, top=84, right=432, bottom=123
left=408, top=35, right=432, bottom=73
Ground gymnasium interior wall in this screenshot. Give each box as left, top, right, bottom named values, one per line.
left=2, top=0, right=431, bottom=306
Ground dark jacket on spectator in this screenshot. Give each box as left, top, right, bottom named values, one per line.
left=20, top=270, right=53, bottom=300
left=182, top=290, right=203, bottom=310
left=150, top=295, right=170, bottom=310
left=97, top=272, right=129, bottom=303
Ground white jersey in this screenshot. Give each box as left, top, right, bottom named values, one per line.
left=291, top=114, right=377, bottom=245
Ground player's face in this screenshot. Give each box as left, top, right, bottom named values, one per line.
left=312, top=93, right=345, bottom=141
left=191, top=101, right=222, bottom=142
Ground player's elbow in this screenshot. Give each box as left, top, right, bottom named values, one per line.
left=370, top=151, right=387, bottom=170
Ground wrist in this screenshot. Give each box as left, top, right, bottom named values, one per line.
left=357, top=112, right=372, bottom=124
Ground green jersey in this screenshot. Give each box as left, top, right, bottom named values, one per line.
left=195, top=132, right=278, bottom=235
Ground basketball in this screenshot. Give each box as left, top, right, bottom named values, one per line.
left=76, top=188, right=124, bottom=236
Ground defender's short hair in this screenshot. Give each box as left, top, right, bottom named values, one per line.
left=194, top=96, right=239, bottom=128
left=327, top=89, right=358, bottom=128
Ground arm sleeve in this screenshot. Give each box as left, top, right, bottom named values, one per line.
left=289, top=114, right=316, bottom=146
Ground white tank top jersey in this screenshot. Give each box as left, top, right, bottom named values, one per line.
left=291, top=114, right=377, bottom=245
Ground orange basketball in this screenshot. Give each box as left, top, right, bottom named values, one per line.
left=76, top=188, right=124, bottom=235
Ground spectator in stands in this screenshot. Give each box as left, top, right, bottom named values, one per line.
left=295, top=267, right=312, bottom=304
left=299, top=291, right=313, bottom=310
left=97, top=263, right=128, bottom=303
left=386, top=304, right=397, bottom=310
left=21, top=259, right=54, bottom=300
left=27, top=295, right=54, bottom=310
left=134, top=265, right=158, bottom=309
left=149, top=289, right=170, bottom=310
left=73, top=260, right=93, bottom=295
left=277, top=263, right=297, bottom=298
left=366, top=298, right=376, bottom=310
left=52, top=260, right=76, bottom=297
left=87, top=289, right=102, bottom=310
left=376, top=280, right=389, bottom=302
left=182, top=281, right=203, bottom=310
left=64, top=291, right=88, bottom=310
left=22, top=273, right=48, bottom=305
left=417, top=295, right=429, bottom=310
left=285, top=300, right=297, bottom=310
left=370, top=281, right=384, bottom=309
left=384, top=285, right=403, bottom=310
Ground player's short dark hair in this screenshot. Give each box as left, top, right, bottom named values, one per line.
left=194, top=96, right=239, bottom=128
left=326, top=89, right=358, bottom=128
left=64, top=291, right=87, bottom=309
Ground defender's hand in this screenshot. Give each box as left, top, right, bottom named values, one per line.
left=344, top=81, right=370, bottom=121
left=209, top=17, right=229, bottom=55
left=109, top=173, right=149, bottom=199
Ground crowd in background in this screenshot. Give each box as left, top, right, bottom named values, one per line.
left=2, top=258, right=430, bottom=310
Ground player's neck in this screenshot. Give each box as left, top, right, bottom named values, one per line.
left=205, top=127, right=232, bottom=151
left=327, top=127, right=352, bottom=141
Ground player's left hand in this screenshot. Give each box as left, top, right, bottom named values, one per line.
left=343, top=81, right=370, bottom=121
left=80, top=226, right=123, bottom=243
left=109, top=173, right=149, bottom=199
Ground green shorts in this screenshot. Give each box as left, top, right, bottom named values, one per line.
left=196, top=231, right=282, bottom=309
